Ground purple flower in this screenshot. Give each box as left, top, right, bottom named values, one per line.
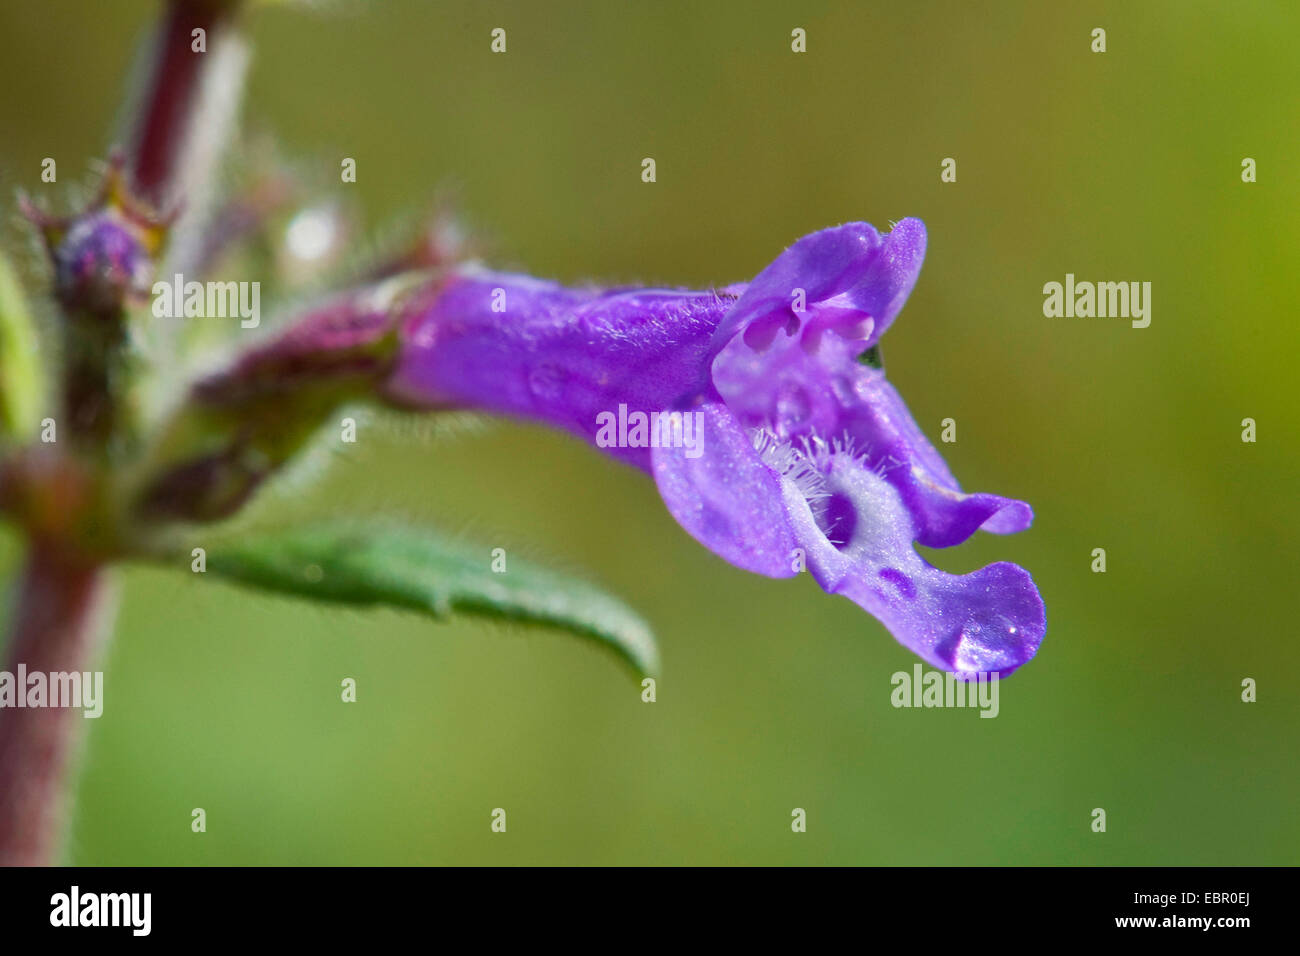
left=386, top=220, right=1045, bottom=675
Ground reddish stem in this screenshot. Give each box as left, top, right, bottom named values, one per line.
left=0, top=548, right=111, bottom=866
left=128, top=0, right=238, bottom=205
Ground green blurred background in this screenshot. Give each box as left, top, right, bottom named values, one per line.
left=1, top=0, right=1297, bottom=864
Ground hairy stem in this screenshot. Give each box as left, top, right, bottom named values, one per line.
left=0, top=547, right=113, bottom=866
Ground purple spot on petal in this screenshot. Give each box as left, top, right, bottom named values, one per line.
left=741, top=310, right=799, bottom=350
left=877, top=567, right=916, bottom=600
left=817, top=492, right=858, bottom=549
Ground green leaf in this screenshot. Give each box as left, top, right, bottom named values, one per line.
left=198, top=522, right=659, bottom=677
left=0, top=252, right=43, bottom=440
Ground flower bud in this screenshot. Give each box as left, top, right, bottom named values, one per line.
left=51, top=211, right=155, bottom=316
left=23, top=161, right=168, bottom=320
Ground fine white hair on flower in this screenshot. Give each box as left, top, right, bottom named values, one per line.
left=804, top=432, right=906, bottom=481
left=750, top=428, right=829, bottom=515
